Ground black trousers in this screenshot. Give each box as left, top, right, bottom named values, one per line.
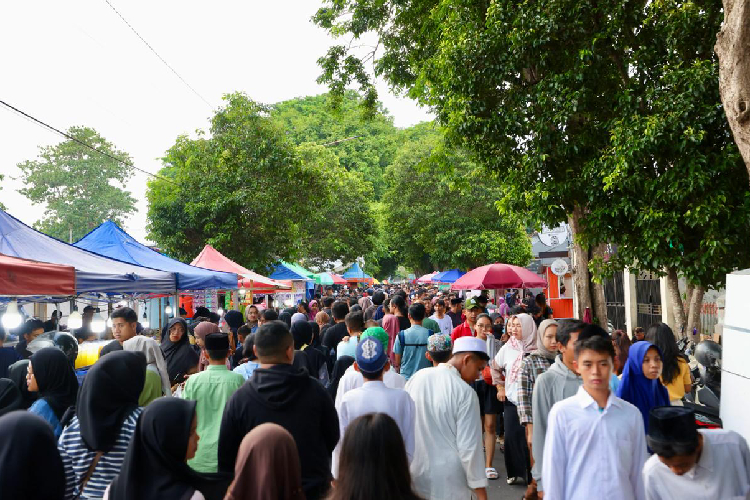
left=503, top=400, right=531, bottom=481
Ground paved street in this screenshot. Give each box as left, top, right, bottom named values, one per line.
left=488, top=441, right=528, bottom=500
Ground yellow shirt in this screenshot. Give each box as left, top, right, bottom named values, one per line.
left=662, top=358, right=691, bottom=402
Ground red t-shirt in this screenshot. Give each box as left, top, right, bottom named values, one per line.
left=451, top=321, right=474, bottom=344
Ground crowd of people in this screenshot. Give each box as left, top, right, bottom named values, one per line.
left=0, top=284, right=749, bottom=500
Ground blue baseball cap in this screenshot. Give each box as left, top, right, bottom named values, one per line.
left=355, top=337, right=388, bottom=374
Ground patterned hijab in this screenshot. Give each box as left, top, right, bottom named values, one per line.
left=506, top=313, right=537, bottom=386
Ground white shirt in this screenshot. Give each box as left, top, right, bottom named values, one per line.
left=430, top=313, right=454, bottom=336
left=494, top=343, right=523, bottom=404
left=332, top=381, right=415, bottom=477
left=405, top=364, right=487, bottom=500
left=335, top=365, right=406, bottom=407
left=643, top=429, right=750, bottom=500
left=543, top=386, right=647, bottom=500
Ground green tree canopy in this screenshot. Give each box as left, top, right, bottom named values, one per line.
left=17, top=126, right=136, bottom=242
left=314, top=0, right=748, bottom=328
left=271, top=92, right=401, bottom=198
left=147, top=93, right=324, bottom=271
left=383, top=124, right=532, bottom=274
left=295, top=143, right=377, bottom=269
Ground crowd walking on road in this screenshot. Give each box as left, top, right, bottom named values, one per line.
left=0, top=286, right=749, bottom=500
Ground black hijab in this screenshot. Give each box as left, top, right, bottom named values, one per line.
left=8, top=359, right=37, bottom=409
left=278, top=311, right=292, bottom=328
left=109, top=398, right=225, bottom=500
left=0, top=411, right=65, bottom=499
left=161, top=318, right=199, bottom=384
left=0, top=379, right=23, bottom=417
left=308, top=321, right=322, bottom=349
left=29, top=347, right=79, bottom=420
left=77, top=351, right=146, bottom=452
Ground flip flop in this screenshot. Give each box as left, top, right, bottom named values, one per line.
left=486, top=467, right=499, bottom=480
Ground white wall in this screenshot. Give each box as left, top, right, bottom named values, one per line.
left=720, top=272, right=750, bottom=442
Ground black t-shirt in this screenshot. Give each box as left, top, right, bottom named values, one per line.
left=397, top=316, right=411, bottom=332
left=447, top=311, right=463, bottom=328
left=322, top=322, right=349, bottom=351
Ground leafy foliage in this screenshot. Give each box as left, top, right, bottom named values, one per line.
left=147, top=93, right=323, bottom=271
left=17, top=126, right=136, bottom=242
left=271, top=92, right=401, bottom=198
left=295, top=143, right=377, bottom=269
left=314, top=0, right=750, bottom=290
left=382, top=124, right=532, bottom=274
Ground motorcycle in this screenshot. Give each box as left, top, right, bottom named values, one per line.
left=679, top=335, right=722, bottom=428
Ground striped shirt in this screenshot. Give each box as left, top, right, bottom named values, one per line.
left=58, top=408, right=142, bottom=499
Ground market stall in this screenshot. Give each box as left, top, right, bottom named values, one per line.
left=342, top=262, right=373, bottom=286
left=0, top=209, right=175, bottom=295
left=270, top=261, right=316, bottom=303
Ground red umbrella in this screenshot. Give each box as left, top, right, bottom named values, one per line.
left=451, top=263, right=547, bottom=290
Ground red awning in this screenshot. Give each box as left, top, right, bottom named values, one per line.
left=0, top=253, right=76, bottom=296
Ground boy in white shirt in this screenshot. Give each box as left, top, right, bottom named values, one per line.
left=543, top=334, right=647, bottom=500
left=332, top=337, right=415, bottom=477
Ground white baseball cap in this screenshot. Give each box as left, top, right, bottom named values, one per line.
left=452, top=336, right=490, bottom=361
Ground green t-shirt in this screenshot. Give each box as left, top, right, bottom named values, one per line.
left=138, top=368, right=163, bottom=407
left=182, top=365, right=244, bottom=473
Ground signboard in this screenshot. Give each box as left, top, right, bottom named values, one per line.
left=550, top=259, right=569, bottom=277
left=539, top=223, right=569, bottom=248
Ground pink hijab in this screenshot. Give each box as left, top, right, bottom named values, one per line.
left=506, top=313, right=537, bottom=386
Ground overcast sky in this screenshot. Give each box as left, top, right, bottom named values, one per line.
left=0, top=0, right=432, bottom=244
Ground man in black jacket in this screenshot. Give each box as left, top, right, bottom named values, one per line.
left=218, top=320, right=339, bottom=500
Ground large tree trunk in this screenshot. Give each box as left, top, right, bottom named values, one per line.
left=716, top=0, right=750, bottom=173
left=666, top=267, right=687, bottom=335
left=686, top=286, right=706, bottom=341
left=569, top=206, right=593, bottom=320
left=591, top=244, right=609, bottom=328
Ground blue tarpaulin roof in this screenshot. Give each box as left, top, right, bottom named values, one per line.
left=342, top=262, right=372, bottom=279
left=431, top=268, right=465, bottom=283
left=75, top=221, right=237, bottom=290
left=0, top=210, right=176, bottom=294
left=269, top=261, right=315, bottom=281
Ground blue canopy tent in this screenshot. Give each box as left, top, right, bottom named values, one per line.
left=269, top=261, right=316, bottom=281
left=431, top=268, right=465, bottom=283
left=269, top=261, right=315, bottom=301
left=74, top=221, right=237, bottom=290
left=342, top=262, right=373, bottom=284
left=0, top=210, right=175, bottom=294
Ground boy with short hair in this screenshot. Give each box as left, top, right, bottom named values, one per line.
left=332, top=337, right=415, bottom=477
left=531, top=319, right=585, bottom=494
left=643, top=406, right=750, bottom=500
left=183, top=333, right=244, bottom=473
left=542, top=335, right=646, bottom=499
left=393, top=303, right=431, bottom=380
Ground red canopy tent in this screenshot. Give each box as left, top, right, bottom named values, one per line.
left=190, top=245, right=289, bottom=292
left=0, top=253, right=76, bottom=296
left=451, top=263, right=547, bottom=290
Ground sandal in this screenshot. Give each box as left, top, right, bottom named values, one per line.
left=486, top=467, right=499, bottom=480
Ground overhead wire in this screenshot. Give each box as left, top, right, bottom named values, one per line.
left=102, top=0, right=215, bottom=111
left=0, top=98, right=178, bottom=185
